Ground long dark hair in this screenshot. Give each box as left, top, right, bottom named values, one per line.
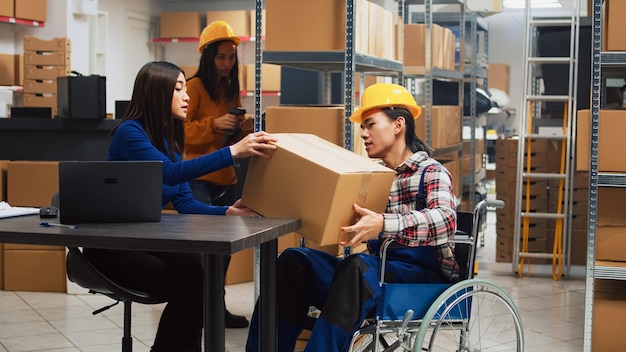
left=112, top=61, right=185, bottom=161
left=382, top=107, right=432, bottom=156
left=194, top=39, right=240, bottom=104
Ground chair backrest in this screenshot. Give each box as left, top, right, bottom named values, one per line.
left=66, top=247, right=166, bottom=304
left=451, top=210, right=476, bottom=281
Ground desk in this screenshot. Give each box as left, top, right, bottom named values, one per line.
left=0, top=213, right=301, bottom=352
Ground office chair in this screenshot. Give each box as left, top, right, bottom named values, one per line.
left=66, top=247, right=167, bottom=352
left=52, top=192, right=166, bottom=352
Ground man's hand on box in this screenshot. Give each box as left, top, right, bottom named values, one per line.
left=339, top=203, right=383, bottom=247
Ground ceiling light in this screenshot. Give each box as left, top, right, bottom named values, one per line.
left=503, top=0, right=563, bottom=8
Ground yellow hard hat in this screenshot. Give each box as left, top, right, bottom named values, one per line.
left=198, top=20, right=240, bottom=53
left=349, top=83, right=422, bottom=123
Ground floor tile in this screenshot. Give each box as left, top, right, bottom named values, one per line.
left=0, top=208, right=586, bottom=352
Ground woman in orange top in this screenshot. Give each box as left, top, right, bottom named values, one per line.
left=184, top=20, right=253, bottom=328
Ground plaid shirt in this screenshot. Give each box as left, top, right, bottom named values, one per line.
left=381, top=151, right=459, bottom=280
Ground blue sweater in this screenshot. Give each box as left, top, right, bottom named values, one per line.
left=108, top=119, right=233, bottom=215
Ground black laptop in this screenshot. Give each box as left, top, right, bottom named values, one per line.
left=58, top=160, right=163, bottom=224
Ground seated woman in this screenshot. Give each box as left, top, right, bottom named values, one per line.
left=84, top=61, right=277, bottom=352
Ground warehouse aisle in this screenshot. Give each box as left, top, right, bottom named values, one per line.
left=0, top=209, right=585, bottom=351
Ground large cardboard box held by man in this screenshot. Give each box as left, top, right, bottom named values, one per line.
left=241, top=133, right=395, bottom=246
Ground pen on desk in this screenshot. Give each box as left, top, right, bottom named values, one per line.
left=39, top=222, right=78, bottom=229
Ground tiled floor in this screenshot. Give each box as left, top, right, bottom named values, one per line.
left=0, top=209, right=587, bottom=352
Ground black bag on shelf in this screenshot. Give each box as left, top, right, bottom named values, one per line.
left=432, top=79, right=494, bottom=117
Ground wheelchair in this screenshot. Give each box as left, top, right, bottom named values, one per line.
left=347, top=199, right=524, bottom=352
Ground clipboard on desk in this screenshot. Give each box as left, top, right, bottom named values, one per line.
left=0, top=202, right=39, bottom=219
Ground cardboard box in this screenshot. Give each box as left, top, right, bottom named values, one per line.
left=7, top=161, right=59, bottom=207
left=603, top=0, right=626, bottom=51
left=488, top=63, right=510, bottom=94
left=577, top=109, right=626, bottom=172
left=0, top=0, right=14, bottom=17
left=23, top=36, right=71, bottom=52
left=443, top=159, right=461, bottom=197
left=179, top=65, right=198, bottom=78
left=23, top=79, right=56, bottom=94
left=4, top=249, right=66, bottom=292
left=0, top=54, right=17, bottom=86
left=244, top=64, right=281, bottom=92
left=206, top=11, right=250, bottom=37
left=265, top=105, right=345, bottom=146
left=241, top=133, right=395, bottom=245
left=15, top=0, right=46, bottom=22
left=414, top=106, right=461, bottom=150
left=225, top=247, right=253, bottom=285
left=23, top=93, right=57, bottom=115
left=596, top=226, right=626, bottom=262
left=160, top=12, right=201, bottom=38
left=24, top=51, right=70, bottom=66
left=593, top=279, right=626, bottom=351
left=24, top=65, right=71, bottom=80
left=265, top=0, right=354, bottom=51
left=368, top=2, right=395, bottom=60
left=403, top=23, right=453, bottom=70
left=598, top=188, right=626, bottom=226
left=0, top=160, right=8, bottom=201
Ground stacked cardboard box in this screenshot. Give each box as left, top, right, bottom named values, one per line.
left=265, top=0, right=396, bottom=60
left=159, top=12, right=201, bottom=38
left=4, top=161, right=66, bottom=292
left=403, top=23, right=456, bottom=72
left=22, top=36, right=72, bottom=117
left=494, top=138, right=549, bottom=263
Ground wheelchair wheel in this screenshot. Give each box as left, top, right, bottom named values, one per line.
left=414, top=279, right=524, bottom=352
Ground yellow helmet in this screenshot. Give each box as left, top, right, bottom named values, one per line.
left=198, top=20, right=240, bottom=54
left=349, top=83, right=422, bottom=123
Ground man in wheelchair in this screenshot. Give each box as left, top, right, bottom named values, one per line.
left=246, top=83, right=459, bottom=352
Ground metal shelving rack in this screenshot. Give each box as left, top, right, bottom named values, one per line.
left=583, top=1, right=626, bottom=350
left=259, top=0, right=404, bottom=152
left=411, top=11, right=490, bottom=210
left=403, top=0, right=466, bottom=158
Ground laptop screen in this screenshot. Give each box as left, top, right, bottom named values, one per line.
left=58, top=160, right=162, bottom=224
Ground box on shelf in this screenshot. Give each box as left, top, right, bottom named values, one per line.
left=403, top=23, right=455, bottom=71
left=23, top=36, right=71, bottom=52
left=442, top=158, right=461, bottom=197
left=23, top=93, right=57, bottom=116
left=0, top=54, right=19, bottom=86
left=160, top=12, right=201, bottom=38
left=24, top=51, right=70, bottom=67
left=414, top=105, right=461, bottom=150
left=23, top=79, right=56, bottom=94
left=7, top=161, right=58, bottom=207
left=368, top=2, right=396, bottom=60
left=265, top=105, right=345, bottom=146
left=577, top=109, right=626, bottom=172
left=602, top=0, right=626, bottom=51
left=15, top=0, right=46, bottom=22
left=24, top=65, right=71, bottom=81
left=488, top=63, right=510, bottom=94
left=265, top=0, right=371, bottom=53
left=0, top=0, right=13, bottom=17
left=593, top=279, right=626, bottom=351
left=596, top=226, right=626, bottom=262
left=206, top=10, right=250, bottom=37
left=241, top=133, right=395, bottom=245
left=244, top=64, right=281, bottom=92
